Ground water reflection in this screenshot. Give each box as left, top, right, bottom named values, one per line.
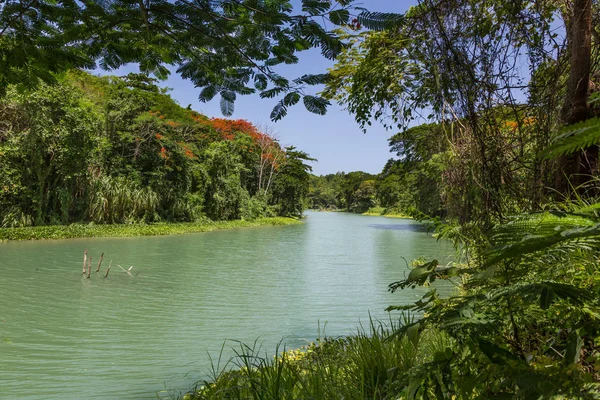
left=368, top=223, right=432, bottom=232
left=0, top=211, right=451, bottom=399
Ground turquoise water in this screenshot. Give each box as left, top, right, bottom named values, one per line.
left=0, top=211, right=453, bottom=399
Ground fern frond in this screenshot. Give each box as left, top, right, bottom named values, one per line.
left=486, top=222, right=600, bottom=266
left=544, top=117, right=600, bottom=159
left=355, top=9, right=405, bottom=31
left=488, top=282, right=593, bottom=309
left=491, top=211, right=598, bottom=246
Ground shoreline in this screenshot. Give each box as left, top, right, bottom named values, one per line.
left=360, top=211, right=412, bottom=219
left=0, top=217, right=302, bottom=242
left=308, top=208, right=412, bottom=219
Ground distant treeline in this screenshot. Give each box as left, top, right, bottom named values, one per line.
left=308, top=123, right=444, bottom=216
left=0, top=71, right=312, bottom=228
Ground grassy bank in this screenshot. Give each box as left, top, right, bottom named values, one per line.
left=0, top=217, right=301, bottom=241
left=180, top=320, right=450, bottom=400
left=361, top=206, right=412, bottom=219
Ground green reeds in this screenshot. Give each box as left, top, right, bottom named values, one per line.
left=183, top=318, right=451, bottom=400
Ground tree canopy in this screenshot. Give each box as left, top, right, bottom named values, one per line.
left=0, top=0, right=404, bottom=119
left=0, top=70, right=313, bottom=226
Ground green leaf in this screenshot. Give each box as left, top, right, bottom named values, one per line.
left=329, top=9, right=350, bottom=25
left=564, top=331, right=583, bottom=365
left=199, top=85, right=217, bottom=102
left=356, top=9, right=405, bottom=31
left=407, top=322, right=420, bottom=347
left=544, top=117, right=600, bottom=159
left=539, top=286, right=554, bottom=310
left=270, top=93, right=300, bottom=121
left=220, top=91, right=236, bottom=116
left=260, top=87, right=286, bottom=99
left=477, top=339, right=520, bottom=365
left=270, top=100, right=288, bottom=121
left=302, top=0, right=331, bottom=15
left=302, top=95, right=329, bottom=115
left=490, top=282, right=592, bottom=308
left=486, top=223, right=600, bottom=266
left=283, top=92, right=301, bottom=107
left=293, top=73, right=330, bottom=85
left=254, top=74, right=268, bottom=91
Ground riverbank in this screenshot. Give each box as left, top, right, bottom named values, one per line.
left=307, top=207, right=412, bottom=219
left=180, top=321, right=447, bottom=400
left=0, top=217, right=301, bottom=241
left=361, top=207, right=412, bottom=219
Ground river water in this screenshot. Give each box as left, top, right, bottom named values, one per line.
left=0, top=211, right=453, bottom=399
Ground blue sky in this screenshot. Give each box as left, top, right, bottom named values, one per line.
left=102, top=1, right=416, bottom=175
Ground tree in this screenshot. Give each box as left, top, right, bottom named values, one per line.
left=0, top=0, right=402, bottom=119
left=271, top=146, right=314, bottom=217
left=0, top=70, right=316, bottom=226
left=557, top=0, right=597, bottom=190
left=254, top=125, right=285, bottom=197
left=324, top=0, right=600, bottom=221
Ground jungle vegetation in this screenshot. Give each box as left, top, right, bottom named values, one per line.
left=307, top=124, right=446, bottom=216
left=189, top=0, right=600, bottom=399
left=0, top=71, right=313, bottom=227
left=3, top=0, right=600, bottom=398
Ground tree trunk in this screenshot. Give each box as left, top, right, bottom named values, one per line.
left=557, top=0, right=595, bottom=193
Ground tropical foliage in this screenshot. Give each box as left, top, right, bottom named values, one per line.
left=183, top=0, right=600, bottom=398
left=0, top=71, right=313, bottom=228
left=4, top=0, right=600, bottom=398
left=0, top=0, right=404, bottom=120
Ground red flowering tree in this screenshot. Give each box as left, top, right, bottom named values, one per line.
left=255, top=125, right=286, bottom=196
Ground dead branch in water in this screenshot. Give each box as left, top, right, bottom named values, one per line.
left=96, top=252, right=104, bottom=272
left=117, top=264, right=133, bottom=276
left=104, top=260, right=112, bottom=278
left=82, top=250, right=88, bottom=274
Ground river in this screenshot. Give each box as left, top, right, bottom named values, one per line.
left=0, top=211, right=453, bottom=399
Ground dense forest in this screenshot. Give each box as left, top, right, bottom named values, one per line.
left=3, top=0, right=600, bottom=398
left=308, top=124, right=444, bottom=216
left=0, top=71, right=313, bottom=228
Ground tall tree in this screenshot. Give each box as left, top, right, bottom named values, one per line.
left=325, top=0, right=600, bottom=221
left=558, top=0, right=597, bottom=190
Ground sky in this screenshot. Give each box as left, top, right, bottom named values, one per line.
left=101, top=0, right=417, bottom=176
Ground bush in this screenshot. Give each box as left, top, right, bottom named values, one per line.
left=240, top=195, right=277, bottom=220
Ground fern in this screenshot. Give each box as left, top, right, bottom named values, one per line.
left=490, top=211, right=598, bottom=246
left=544, top=117, right=600, bottom=159
left=486, top=222, right=600, bottom=266
left=487, top=282, right=593, bottom=309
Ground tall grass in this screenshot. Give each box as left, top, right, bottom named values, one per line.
left=183, top=318, right=452, bottom=400
left=88, top=176, right=159, bottom=223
